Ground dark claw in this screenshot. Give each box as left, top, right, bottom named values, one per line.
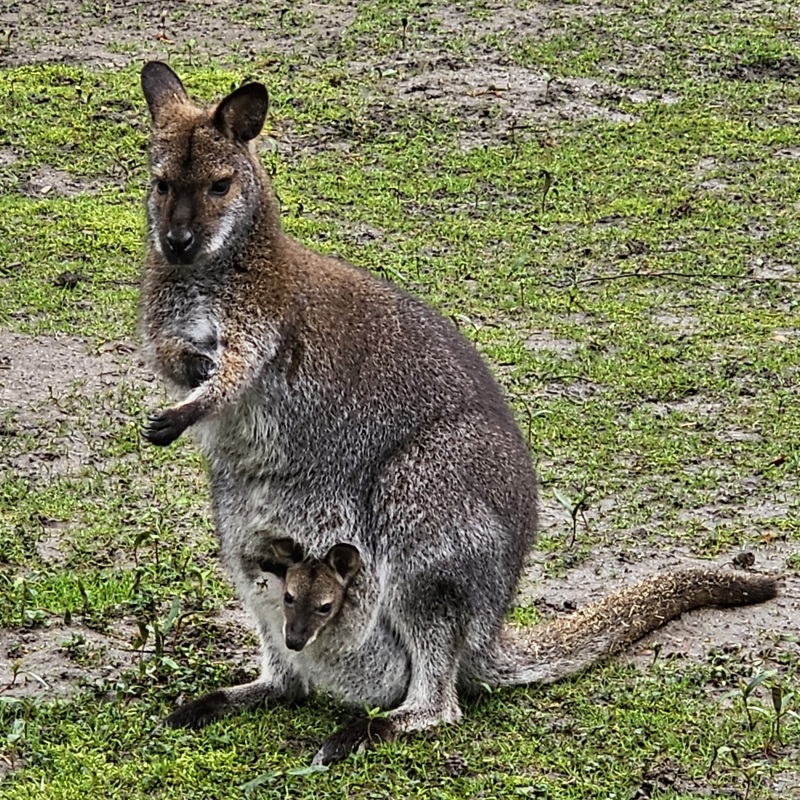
left=312, top=716, right=394, bottom=765
left=141, top=407, right=192, bottom=446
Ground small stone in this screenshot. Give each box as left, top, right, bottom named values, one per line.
left=732, top=551, right=756, bottom=569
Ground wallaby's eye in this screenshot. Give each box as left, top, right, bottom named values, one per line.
left=155, top=180, right=169, bottom=196
left=317, top=603, right=332, bottom=615
left=283, top=592, right=294, bottom=606
left=209, top=178, right=232, bottom=197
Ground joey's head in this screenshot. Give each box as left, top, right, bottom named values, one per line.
left=259, top=541, right=363, bottom=652
left=140, top=61, right=271, bottom=267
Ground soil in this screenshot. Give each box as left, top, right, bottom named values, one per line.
left=0, top=616, right=140, bottom=700
left=1, top=0, right=797, bottom=729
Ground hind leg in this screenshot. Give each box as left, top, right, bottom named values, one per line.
left=163, top=680, right=279, bottom=729
left=312, top=577, right=464, bottom=764
left=312, top=420, right=533, bottom=764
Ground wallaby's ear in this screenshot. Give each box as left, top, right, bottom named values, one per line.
left=141, top=61, right=189, bottom=121
left=259, top=538, right=303, bottom=577
left=214, top=83, right=269, bottom=143
left=325, top=544, right=362, bottom=584
left=271, top=537, right=304, bottom=563
left=258, top=558, right=287, bottom=579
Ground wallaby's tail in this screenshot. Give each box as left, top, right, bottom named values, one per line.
left=472, top=569, right=780, bottom=687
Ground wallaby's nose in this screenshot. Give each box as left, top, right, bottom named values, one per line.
left=285, top=632, right=307, bottom=652
left=165, top=228, right=195, bottom=255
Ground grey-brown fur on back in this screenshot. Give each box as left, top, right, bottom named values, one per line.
left=138, top=63, right=779, bottom=764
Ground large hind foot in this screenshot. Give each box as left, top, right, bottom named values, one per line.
left=312, top=716, right=394, bottom=765
left=162, top=681, right=274, bottom=729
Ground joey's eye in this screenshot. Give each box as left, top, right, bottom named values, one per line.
left=284, top=592, right=294, bottom=606
left=155, top=180, right=169, bottom=195
left=317, top=603, right=332, bottom=615
left=209, top=178, right=232, bottom=197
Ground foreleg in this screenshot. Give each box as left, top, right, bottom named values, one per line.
left=143, top=339, right=259, bottom=446
left=152, top=335, right=216, bottom=390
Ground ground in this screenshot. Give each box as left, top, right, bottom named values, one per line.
left=1, top=1, right=799, bottom=799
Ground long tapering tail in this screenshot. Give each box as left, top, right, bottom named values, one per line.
left=473, top=569, right=780, bottom=687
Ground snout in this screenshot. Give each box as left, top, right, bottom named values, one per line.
left=285, top=622, right=318, bottom=652
left=163, top=227, right=198, bottom=263
left=285, top=631, right=308, bottom=652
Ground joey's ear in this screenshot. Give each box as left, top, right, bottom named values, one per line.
left=325, top=544, right=362, bottom=583
left=258, top=558, right=287, bottom=579
left=141, top=61, right=189, bottom=120
left=259, top=538, right=303, bottom=578
left=269, top=537, right=304, bottom=563
left=214, top=83, right=269, bottom=143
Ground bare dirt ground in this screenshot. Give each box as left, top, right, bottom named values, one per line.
left=1, top=0, right=797, bottom=734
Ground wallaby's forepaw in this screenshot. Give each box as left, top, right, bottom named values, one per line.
left=312, top=717, right=394, bottom=765
left=185, top=353, right=215, bottom=389
left=142, top=406, right=195, bottom=446
left=162, top=690, right=231, bottom=729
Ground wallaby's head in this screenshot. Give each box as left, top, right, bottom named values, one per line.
left=140, top=61, right=270, bottom=267
left=259, top=540, right=363, bottom=652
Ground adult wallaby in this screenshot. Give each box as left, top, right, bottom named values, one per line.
left=138, top=61, right=779, bottom=765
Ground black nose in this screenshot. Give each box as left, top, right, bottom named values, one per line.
left=285, top=634, right=307, bottom=652
left=165, top=228, right=194, bottom=254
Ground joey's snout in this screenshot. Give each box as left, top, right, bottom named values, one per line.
left=285, top=627, right=311, bottom=652
left=284, top=614, right=320, bottom=652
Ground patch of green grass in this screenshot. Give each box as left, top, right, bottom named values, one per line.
left=2, top=659, right=798, bottom=799
left=508, top=0, right=800, bottom=88
left=0, top=169, right=143, bottom=335
left=1, top=0, right=799, bottom=797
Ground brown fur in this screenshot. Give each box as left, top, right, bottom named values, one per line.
left=260, top=542, right=363, bottom=652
